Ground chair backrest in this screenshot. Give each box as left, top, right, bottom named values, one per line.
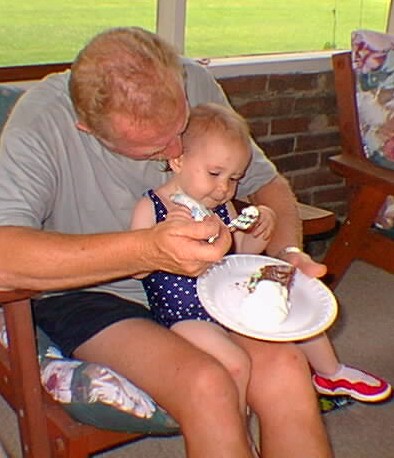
left=344, top=29, right=394, bottom=171
left=332, top=51, right=364, bottom=159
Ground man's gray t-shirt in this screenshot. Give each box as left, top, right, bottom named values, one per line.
left=0, top=58, right=277, bottom=305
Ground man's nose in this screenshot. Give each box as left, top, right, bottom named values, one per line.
left=163, top=136, right=182, bottom=159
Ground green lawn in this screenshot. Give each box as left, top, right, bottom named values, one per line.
left=0, top=0, right=390, bottom=66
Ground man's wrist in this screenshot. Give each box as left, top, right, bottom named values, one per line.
left=275, top=246, right=302, bottom=259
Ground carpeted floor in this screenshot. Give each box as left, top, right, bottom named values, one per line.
left=322, top=261, right=394, bottom=458
left=0, top=260, right=393, bottom=457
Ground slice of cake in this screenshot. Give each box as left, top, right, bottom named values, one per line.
left=240, top=264, right=295, bottom=329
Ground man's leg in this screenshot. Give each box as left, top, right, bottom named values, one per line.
left=75, top=318, right=254, bottom=458
left=230, top=333, right=333, bottom=458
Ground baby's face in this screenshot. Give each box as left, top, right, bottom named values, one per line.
left=176, top=132, right=251, bottom=209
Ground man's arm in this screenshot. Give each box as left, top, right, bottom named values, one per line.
left=248, top=175, right=302, bottom=256
left=0, top=219, right=231, bottom=291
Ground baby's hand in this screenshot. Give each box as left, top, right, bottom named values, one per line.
left=249, top=205, right=276, bottom=241
left=166, top=205, right=195, bottom=222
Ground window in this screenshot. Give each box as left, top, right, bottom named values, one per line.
left=186, top=0, right=391, bottom=57
left=1, top=0, right=156, bottom=66
left=0, top=0, right=393, bottom=67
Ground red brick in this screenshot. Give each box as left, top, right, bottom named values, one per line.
left=237, top=98, right=295, bottom=118
left=313, top=184, right=347, bottom=201
left=271, top=117, right=310, bottom=135
left=273, top=152, right=319, bottom=173
left=327, top=113, right=339, bottom=128
left=318, top=72, right=335, bottom=92
left=219, top=75, right=268, bottom=95
left=268, top=74, right=319, bottom=92
left=259, top=138, right=295, bottom=158
left=294, top=95, right=337, bottom=115
left=296, top=132, right=340, bottom=151
left=249, top=120, right=269, bottom=137
left=292, top=169, right=343, bottom=190
left=308, top=114, right=331, bottom=132
left=294, top=191, right=313, bottom=204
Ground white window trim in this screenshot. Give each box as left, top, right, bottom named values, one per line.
left=156, top=0, right=394, bottom=78
left=156, top=0, right=186, bottom=54
left=205, top=51, right=334, bottom=78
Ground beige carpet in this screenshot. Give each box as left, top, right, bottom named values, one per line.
left=0, top=261, right=393, bottom=457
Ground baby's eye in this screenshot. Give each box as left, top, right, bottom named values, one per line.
left=230, top=176, right=241, bottom=182
left=209, top=171, right=220, bottom=177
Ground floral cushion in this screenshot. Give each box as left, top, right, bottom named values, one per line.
left=352, top=29, right=394, bottom=170
left=0, top=309, right=178, bottom=434
left=0, top=85, right=24, bottom=133
left=351, top=29, right=394, bottom=230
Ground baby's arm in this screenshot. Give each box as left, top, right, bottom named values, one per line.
left=130, top=196, right=156, bottom=231
left=231, top=203, right=277, bottom=254
left=129, top=197, right=158, bottom=279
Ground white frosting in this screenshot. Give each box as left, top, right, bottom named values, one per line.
left=240, top=280, right=291, bottom=329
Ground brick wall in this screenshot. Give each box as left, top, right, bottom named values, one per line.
left=0, top=65, right=348, bottom=223
left=217, top=71, right=348, bottom=220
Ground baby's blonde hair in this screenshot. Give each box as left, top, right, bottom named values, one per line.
left=182, top=103, right=251, bottom=155
left=70, top=27, right=184, bottom=142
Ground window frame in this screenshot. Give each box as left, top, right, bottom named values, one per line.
left=157, top=0, right=394, bottom=78
left=1, top=0, right=394, bottom=80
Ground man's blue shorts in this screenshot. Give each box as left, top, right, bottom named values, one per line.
left=33, top=292, right=153, bottom=358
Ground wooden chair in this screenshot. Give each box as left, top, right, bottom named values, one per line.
left=323, top=50, right=394, bottom=289
left=0, top=66, right=337, bottom=457
left=234, top=199, right=336, bottom=247
left=298, top=203, right=337, bottom=249
left=0, top=203, right=335, bottom=458
left=0, top=289, right=154, bottom=458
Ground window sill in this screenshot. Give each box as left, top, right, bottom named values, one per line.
left=206, top=50, right=342, bottom=78
left=0, top=50, right=345, bottom=85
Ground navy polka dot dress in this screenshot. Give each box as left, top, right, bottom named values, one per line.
left=142, top=189, right=231, bottom=328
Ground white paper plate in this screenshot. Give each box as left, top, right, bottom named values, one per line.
left=196, top=254, right=338, bottom=341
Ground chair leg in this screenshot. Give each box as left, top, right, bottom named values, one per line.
left=3, top=300, right=52, bottom=458
left=323, top=185, right=388, bottom=289
left=48, top=435, right=90, bottom=458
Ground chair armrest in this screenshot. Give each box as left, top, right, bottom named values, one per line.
left=329, top=154, right=394, bottom=195
left=233, top=199, right=336, bottom=238
left=0, top=289, right=40, bottom=305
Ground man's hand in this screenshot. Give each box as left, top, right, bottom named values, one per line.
left=136, top=214, right=232, bottom=278
left=281, top=250, right=327, bottom=279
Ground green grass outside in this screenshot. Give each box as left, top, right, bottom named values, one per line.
left=0, top=0, right=390, bottom=66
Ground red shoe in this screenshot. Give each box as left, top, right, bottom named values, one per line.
left=312, top=366, right=392, bottom=403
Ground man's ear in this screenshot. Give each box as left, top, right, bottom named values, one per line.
left=168, top=155, right=183, bottom=173
left=75, top=121, right=91, bottom=133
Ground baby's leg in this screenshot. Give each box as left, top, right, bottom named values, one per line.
left=299, top=333, right=391, bottom=402
left=171, top=320, right=251, bottom=416
left=297, top=332, right=340, bottom=374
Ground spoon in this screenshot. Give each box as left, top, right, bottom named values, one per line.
left=170, top=191, right=259, bottom=242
